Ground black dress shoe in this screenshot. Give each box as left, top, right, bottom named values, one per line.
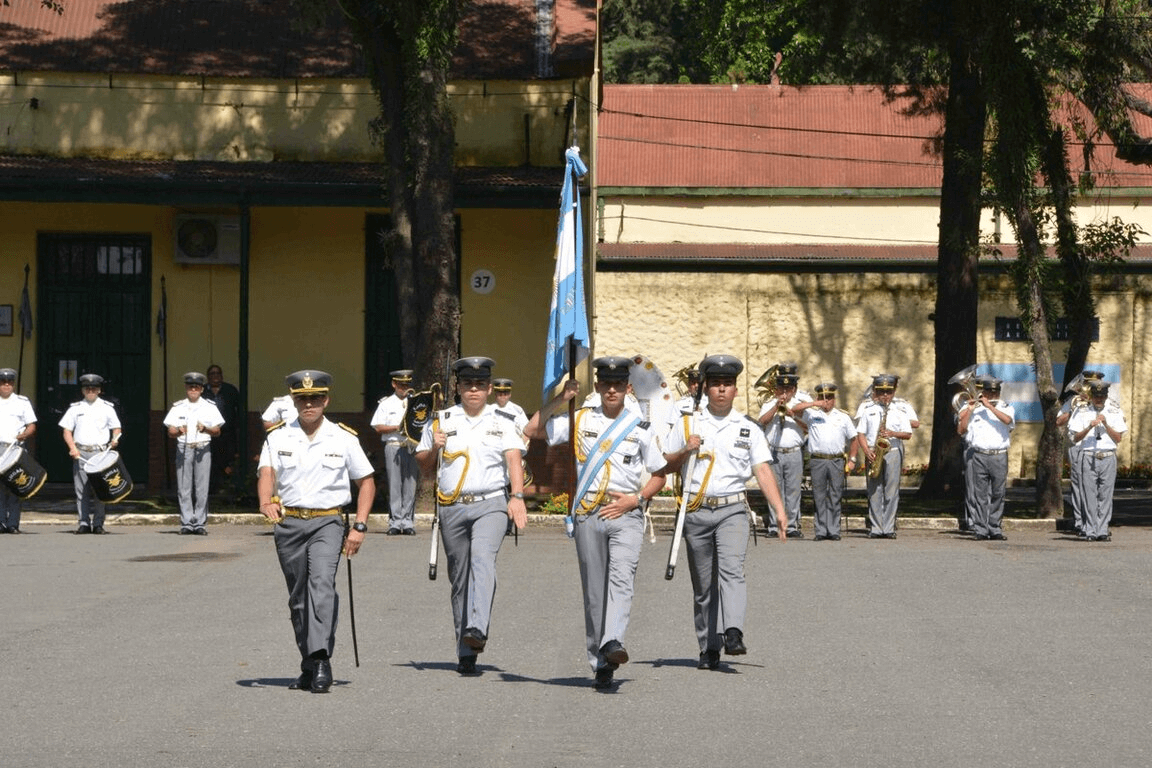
left=697, top=649, right=720, bottom=670
left=178, top=528, right=192, bottom=535
left=386, top=528, right=401, bottom=536
left=402, top=528, right=416, bottom=536
left=6, top=527, right=19, bottom=534
left=829, top=534, right=841, bottom=541
left=989, top=532, right=1007, bottom=541
left=76, top=524, right=91, bottom=535
left=974, top=534, right=990, bottom=541
left=289, top=659, right=315, bottom=690
left=0, top=524, right=7, bottom=533
left=92, top=526, right=107, bottom=535
left=310, top=659, right=332, bottom=693
left=193, top=527, right=208, bottom=536
left=456, top=655, right=478, bottom=674
left=723, top=627, right=747, bottom=655
left=593, top=664, right=617, bottom=690
left=868, top=532, right=882, bottom=539
left=600, top=640, right=629, bottom=665
left=786, top=529, right=804, bottom=539
left=462, top=627, right=487, bottom=652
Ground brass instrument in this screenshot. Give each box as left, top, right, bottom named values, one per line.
left=754, top=365, right=779, bottom=407
left=948, top=364, right=980, bottom=414
left=868, top=403, right=890, bottom=479
left=671, top=365, right=696, bottom=397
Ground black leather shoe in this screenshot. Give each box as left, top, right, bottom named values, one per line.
left=402, top=528, right=416, bottom=536
left=92, top=526, right=107, bottom=535
left=193, top=528, right=208, bottom=536
left=76, top=524, right=91, bottom=535
left=178, top=528, right=192, bottom=535
left=593, top=664, right=617, bottom=690
left=600, top=640, right=629, bottom=665
left=0, top=525, right=7, bottom=533
left=974, top=534, right=990, bottom=541
left=989, top=532, right=1007, bottom=541
left=829, top=535, right=841, bottom=541
left=289, top=659, right=314, bottom=691
left=723, top=627, right=747, bottom=655
left=697, top=650, right=720, bottom=670
left=456, top=655, right=478, bottom=674
left=386, top=528, right=401, bottom=536
left=6, top=527, right=19, bottom=534
left=868, top=532, right=882, bottom=539
left=310, top=659, right=332, bottom=693
left=786, top=529, right=804, bottom=539
left=462, top=627, right=487, bottom=652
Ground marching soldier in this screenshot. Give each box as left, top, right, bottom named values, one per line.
left=1067, top=380, right=1127, bottom=542
left=163, top=372, right=225, bottom=535
left=258, top=371, right=375, bottom=693
left=0, top=367, right=37, bottom=533
left=663, top=354, right=787, bottom=670
left=416, top=357, right=527, bottom=675
left=59, top=374, right=121, bottom=535
left=756, top=364, right=810, bottom=538
left=855, top=374, right=912, bottom=539
left=794, top=382, right=858, bottom=540
left=525, top=356, right=667, bottom=690
left=957, top=377, right=1014, bottom=541
left=370, top=369, right=418, bottom=535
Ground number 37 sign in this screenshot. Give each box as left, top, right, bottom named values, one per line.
left=469, top=269, right=496, bottom=294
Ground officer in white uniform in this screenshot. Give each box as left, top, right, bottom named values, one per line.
left=664, top=354, right=787, bottom=671
left=0, top=367, right=37, bottom=533
left=794, top=382, right=858, bottom=540
left=59, top=373, right=122, bottom=534
left=261, top=394, right=297, bottom=429
left=416, top=357, right=527, bottom=675
left=491, top=378, right=529, bottom=436
left=855, top=374, right=912, bottom=539
left=957, top=376, right=1015, bottom=541
left=526, top=356, right=668, bottom=690
left=371, top=369, right=418, bottom=535
left=1056, top=369, right=1104, bottom=536
left=1067, top=380, right=1128, bottom=542
left=163, top=372, right=225, bottom=535
left=257, top=370, right=375, bottom=693
left=757, top=365, right=811, bottom=537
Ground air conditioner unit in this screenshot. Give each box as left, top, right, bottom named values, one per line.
left=173, top=215, right=242, bottom=265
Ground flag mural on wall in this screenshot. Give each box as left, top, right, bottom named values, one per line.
left=542, top=146, right=590, bottom=403
left=985, top=362, right=1122, bottom=422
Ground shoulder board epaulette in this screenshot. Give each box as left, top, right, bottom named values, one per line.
left=14, top=393, right=29, bottom=402
left=71, top=400, right=84, bottom=407
left=171, top=400, right=183, bottom=407
left=265, top=420, right=286, bottom=433
left=378, top=395, right=388, bottom=404
left=836, top=408, right=853, bottom=418
left=743, top=415, right=758, bottom=425
left=338, top=422, right=358, bottom=436
left=638, top=420, right=651, bottom=430
left=495, top=409, right=516, bottom=421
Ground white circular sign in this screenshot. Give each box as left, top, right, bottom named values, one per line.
left=470, top=269, right=496, bottom=294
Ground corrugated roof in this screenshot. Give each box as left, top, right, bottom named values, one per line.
left=598, top=84, right=1152, bottom=190
left=0, top=0, right=594, bottom=80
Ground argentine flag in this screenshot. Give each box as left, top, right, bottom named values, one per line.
left=542, top=147, right=591, bottom=402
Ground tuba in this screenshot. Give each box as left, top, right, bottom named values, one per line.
left=948, top=364, right=980, bottom=414
left=671, top=365, right=696, bottom=397
left=754, top=365, right=780, bottom=407
left=868, top=403, right=890, bottom=479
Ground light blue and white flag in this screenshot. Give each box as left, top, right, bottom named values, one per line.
left=542, top=146, right=590, bottom=402
left=985, top=362, right=1122, bottom=422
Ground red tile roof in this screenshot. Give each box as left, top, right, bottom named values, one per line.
left=598, top=84, right=1152, bottom=190
left=0, top=0, right=594, bottom=79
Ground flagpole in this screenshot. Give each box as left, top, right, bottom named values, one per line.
left=16, top=264, right=28, bottom=394
left=566, top=338, right=577, bottom=521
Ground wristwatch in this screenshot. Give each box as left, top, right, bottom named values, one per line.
left=511, top=492, right=524, bottom=499
left=352, top=522, right=368, bottom=533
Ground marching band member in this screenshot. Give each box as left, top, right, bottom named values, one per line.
left=257, top=371, right=375, bottom=694
left=371, top=369, right=418, bottom=535
left=416, top=357, right=527, bottom=675
left=163, top=372, right=225, bottom=535
left=0, top=367, right=37, bottom=534
left=663, top=354, right=787, bottom=671
left=855, top=374, right=912, bottom=539
left=756, top=364, right=810, bottom=538
left=1055, top=369, right=1104, bottom=537
left=59, top=373, right=121, bottom=535
left=525, top=356, right=667, bottom=690
left=1067, top=380, right=1127, bottom=542
left=794, top=382, right=858, bottom=541
left=957, top=377, right=1014, bottom=541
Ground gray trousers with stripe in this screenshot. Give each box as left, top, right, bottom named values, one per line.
left=574, top=505, right=644, bottom=671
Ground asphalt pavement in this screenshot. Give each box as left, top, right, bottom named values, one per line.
left=3, top=514, right=1152, bottom=768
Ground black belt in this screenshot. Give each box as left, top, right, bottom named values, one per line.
left=972, top=447, right=1007, bottom=456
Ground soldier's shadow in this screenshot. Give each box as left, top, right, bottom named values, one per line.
left=397, top=660, right=608, bottom=687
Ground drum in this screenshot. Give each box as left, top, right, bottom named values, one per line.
left=629, top=354, right=676, bottom=428
left=83, top=450, right=133, bottom=504
left=0, top=444, right=48, bottom=499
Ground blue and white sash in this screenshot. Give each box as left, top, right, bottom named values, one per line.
left=572, top=410, right=642, bottom=503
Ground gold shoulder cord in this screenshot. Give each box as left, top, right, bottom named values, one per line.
left=674, top=412, right=714, bottom=512
left=574, top=409, right=611, bottom=514
left=434, top=416, right=471, bottom=505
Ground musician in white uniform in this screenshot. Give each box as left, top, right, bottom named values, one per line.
left=0, top=367, right=37, bottom=533
left=491, top=378, right=528, bottom=437
left=1067, top=380, right=1127, bottom=542
left=664, top=354, right=787, bottom=671
left=855, top=374, right=912, bottom=539
left=371, top=369, right=418, bottom=535
left=258, top=370, right=375, bottom=693
left=163, top=372, right=225, bottom=535
left=1056, top=369, right=1104, bottom=537
left=526, top=356, right=667, bottom=690
left=59, top=373, right=122, bottom=534
left=416, top=357, right=527, bottom=675
left=756, top=365, right=811, bottom=537
left=794, top=382, right=858, bottom=540
left=957, top=377, right=1014, bottom=541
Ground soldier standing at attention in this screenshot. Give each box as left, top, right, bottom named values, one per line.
left=663, top=354, right=787, bottom=671
left=793, top=382, right=858, bottom=541
left=0, top=367, right=37, bottom=534
left=163, top=372, right=225, bottom=535
left=416, top=357, right=527, bottom=675
left=258, top=371, right=374, bottom=693
left=855, top=374, right=913, bottom=539
left=59, top=373, right=121, bottom=535
left=525, top=356, right=668, bottom=690
left=371, top=369, right=418, bottom=535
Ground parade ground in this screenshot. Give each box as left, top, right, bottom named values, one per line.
left=3, top=511, right=1152, bottom=768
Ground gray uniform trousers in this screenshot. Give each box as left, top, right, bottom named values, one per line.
left=768, top=449, right=804, bottom=534
left=0, top=485, right=21, bottom=530
left=1077, top=450, right=1117, bottom=538
left=574, top=505, right=644, bottom=671
left=865, top=441, right=903, bottom=535
left=809, top=456, right=846, bottom=538
left=384, top=442, right=417, bottom=530
left=273, top=515, right=344, bottom=660
left=440, top=495, right=508, bottom=658
left=683, top=501, right=749, bottom=652
left=175, top=443, right=211, bottom=530
left=965, top=450, right=1007, bottom=537
left=1067, top=446, right=1085, bottom=531
left=72, top=447, right=107, bottom=528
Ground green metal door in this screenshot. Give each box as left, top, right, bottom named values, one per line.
left=364, top=214, right=402, bottom=411
left=36, top=234, right=151, bottom=484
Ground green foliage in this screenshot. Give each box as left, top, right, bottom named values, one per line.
left=538, top=493, right=569, bottom=515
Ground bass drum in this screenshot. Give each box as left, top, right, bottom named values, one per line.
left=629, top=354, right=676, bottom=429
